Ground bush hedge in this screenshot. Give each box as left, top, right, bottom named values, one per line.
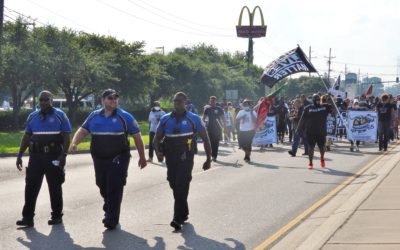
left=0, top=108, right=161, bottom=131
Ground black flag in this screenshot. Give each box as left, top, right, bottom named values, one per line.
left=260, top=46, right=317, bottom=87
left=333, top=75, right=341, bottom=90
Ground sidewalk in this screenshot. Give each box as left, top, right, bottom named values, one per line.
left=270, top=143, right=400, bottom=250
left=322, top=158, right=400, bottom=249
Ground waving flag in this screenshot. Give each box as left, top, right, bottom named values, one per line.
left=255, top=97, right=272, bottom=128
left=260, top=46, right=317, bottom=88
left=364, top=84, right=373, bottom=96
left=333, top=75, right=341, bottom=90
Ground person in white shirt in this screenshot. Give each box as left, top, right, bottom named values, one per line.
left=223, top=105, right=234, bottom=144
left=148, top=101, right=166, bottom=162
left=235, top=99, right=257, bottom=162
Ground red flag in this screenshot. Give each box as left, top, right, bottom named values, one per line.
left=364, top=85, right=373, bottom=96
left=255, top=97, right=271, bottom=128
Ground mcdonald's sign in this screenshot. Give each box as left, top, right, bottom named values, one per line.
left=236, top=6, right=267, bottom=38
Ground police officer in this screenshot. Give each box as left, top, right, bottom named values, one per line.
left=154, top=92, right=212, bottom=231
left=203, top=96, right=225, bottom=162
left=16, top=91, right=71, bottom=227
left=69, top=89, right=147, bottom=230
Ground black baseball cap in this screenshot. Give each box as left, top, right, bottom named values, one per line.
left=102, top=89, right=119, bottom=98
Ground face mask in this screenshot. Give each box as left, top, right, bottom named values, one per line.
left=228, top=105, right=232, bottom=109
left=243, top=106, right=250, bottom=111
left=154, top=106, right=160, bottom=111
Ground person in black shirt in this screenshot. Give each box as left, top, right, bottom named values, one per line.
left=273, top=98, right=288, bottom=143
left=301, top=94, right=333, bottom=169
left=376, top=94, right=393, bottom=151
left=203, top=96, right=225, bottom=161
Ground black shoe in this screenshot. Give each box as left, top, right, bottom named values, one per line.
left=302, top=153, right=309, bottom=156
left=16, top=218, right=34, bottom=227
left=212, top=157, right=217, bottom=162
left=170, top=220, right=182, bottom=231
left=104, top=222, right=118, bottom=230
left=288, top=150, right=295, bottom=157
left=384, top=148, right=388, bottom=151
left=182, top=216, right=189, bottom=223
left=48, top=217, right=63, bottom=225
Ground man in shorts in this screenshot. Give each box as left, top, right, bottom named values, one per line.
left=302, top=94, right=333, bottom=169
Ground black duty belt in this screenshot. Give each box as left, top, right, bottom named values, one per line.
left=29, top=142, right=62, bottom=154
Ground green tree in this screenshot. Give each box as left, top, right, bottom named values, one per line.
left=1, top=18, right=50, bottom=129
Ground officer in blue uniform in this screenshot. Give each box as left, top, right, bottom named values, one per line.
left=16, top=91, right=72, bottom=227
left=154, top=92, right=212, bottom=231
left=69, top=89, right=147, bottom=230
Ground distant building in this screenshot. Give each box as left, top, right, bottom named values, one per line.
left=345, top=73, right=357, bottom=84
left=361, top=77, right=383, bottom=96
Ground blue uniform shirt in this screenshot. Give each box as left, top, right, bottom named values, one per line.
left=82, top=108, right=140, bottom=158
left=157, top=111, right=205, bottom=137
left=82, top=108, right=140, bottom=135
left=25, top=107, right=72, bottom=143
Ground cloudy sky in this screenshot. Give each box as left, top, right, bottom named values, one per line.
left=5, top=0, right=400, bottom=83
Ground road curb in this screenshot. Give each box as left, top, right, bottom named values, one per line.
left=296, top=143, right=400, bottom=250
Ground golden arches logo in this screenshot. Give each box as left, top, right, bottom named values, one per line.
left=236, top=6, right=267, bottom=38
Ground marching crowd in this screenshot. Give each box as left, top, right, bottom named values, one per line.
left=148, top=92, right=400, bottom=169
left=14, top=88, right=399, bottom=232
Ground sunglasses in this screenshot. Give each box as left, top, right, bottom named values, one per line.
left=106, top=96, right=118, bottom=100
left=39, top=98, right=50, bottom=102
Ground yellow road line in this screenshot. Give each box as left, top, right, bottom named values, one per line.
left=254, top=143, right=398, bottom=250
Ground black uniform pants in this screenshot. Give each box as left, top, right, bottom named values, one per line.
left=22, top=154, right=65, bottom=220
left=92, top=153, right=130, bottom=225
left=165, top=150, right=194, bottom=224
left=208, top=129, right=221, bottom=159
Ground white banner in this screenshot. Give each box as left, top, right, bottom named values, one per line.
left=328, top=88, right=346, bottom=98
left=347, top=111, right=378, bottom=142
left=252, top=116, right=277, bottom=145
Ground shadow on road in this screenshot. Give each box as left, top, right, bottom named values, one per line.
left=178, top=223, right=245, bottom=250
left=17, top=225, right=82, bottom=250
left=247, top=161, right=279, bottom=169
left=316, top=168, right=355, bottom=177
left=17, top=224, right=165, bottom=250
left=99, top=229, right=165, bottom=250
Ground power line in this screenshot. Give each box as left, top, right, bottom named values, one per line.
left=332, top=60, right=397, bottom=68
left=24, top=0, right=97, bottom=32
left=96, top=0, right=233, bottom=38
left=126, top=0, right=233, bottom=37
left=134, top=0, right=232, bottom=31
left=4, top=6, right=46, bottom=26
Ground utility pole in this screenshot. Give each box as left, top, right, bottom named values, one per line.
left=308, top=46, right=316, bottom=77
left=325, top=48, right=335, bottom=86
left=397, top=56, right=400, bottom=83
left=343, top=64, right=347, bottom=91
left=0, top=0, right=4, bottom=58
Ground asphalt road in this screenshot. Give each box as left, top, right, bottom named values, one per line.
left=0, top=139, right=384, bottom=249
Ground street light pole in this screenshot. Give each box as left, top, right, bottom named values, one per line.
left=155, top=46, right=164, bottom=56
